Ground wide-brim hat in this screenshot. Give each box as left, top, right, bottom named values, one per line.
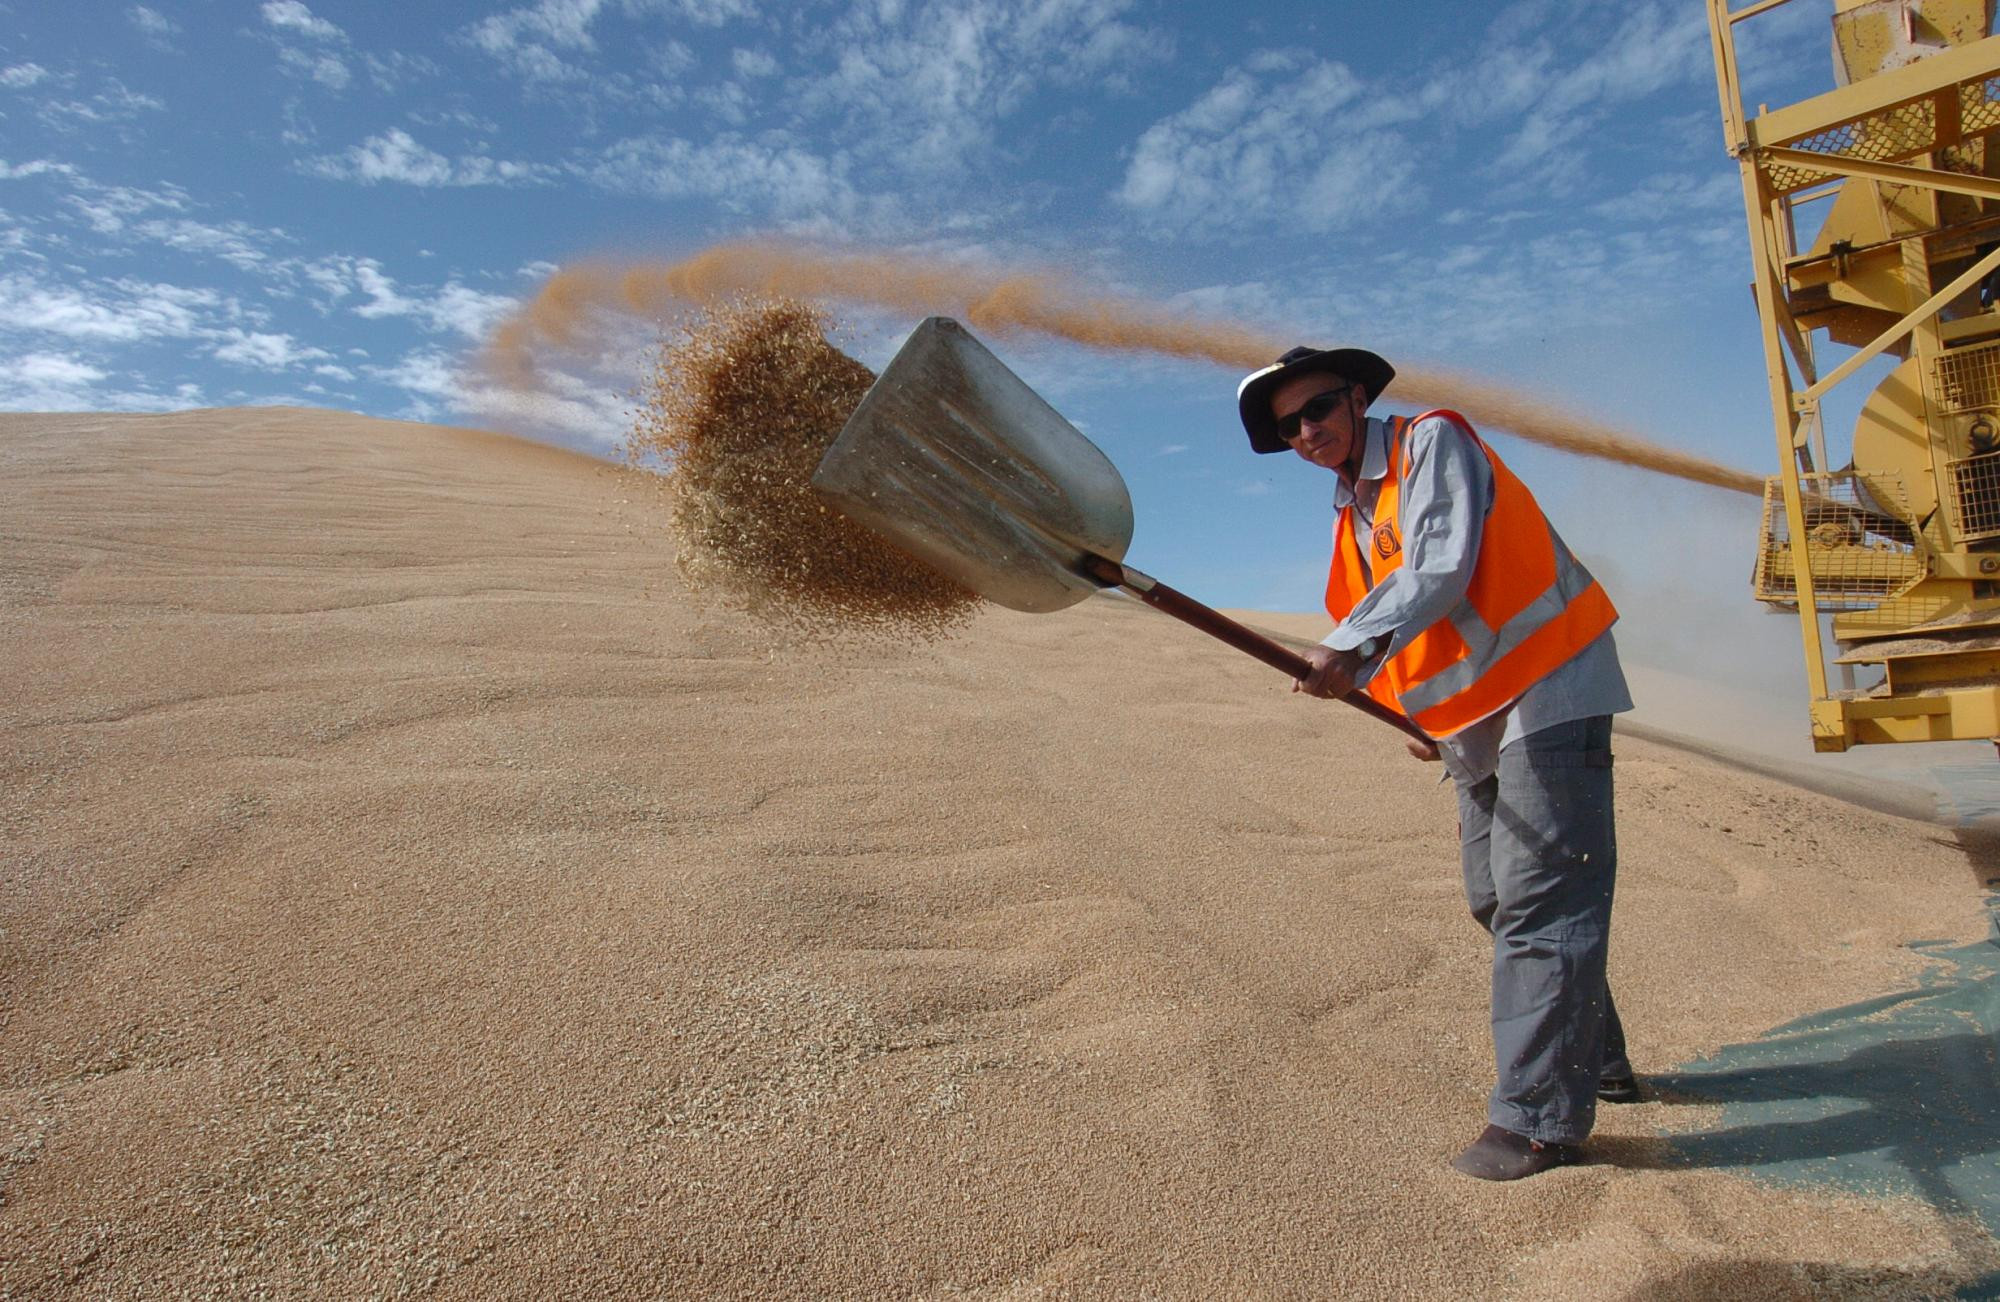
left=1238, top=346, right=1396, bottom=454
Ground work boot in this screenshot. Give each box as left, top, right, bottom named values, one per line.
left=1449, top=1125, right=1581, bottom=1181
left=1597, top=1072, right=1642, bottom=1104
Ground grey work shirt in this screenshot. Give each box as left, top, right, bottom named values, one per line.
left=1319, top=414, right=1632, bottom=786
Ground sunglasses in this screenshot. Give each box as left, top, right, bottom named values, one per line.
left=1276, top=386, right=1351, bottom=442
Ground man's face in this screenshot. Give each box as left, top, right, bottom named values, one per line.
left=1270, top=372, right=1364, bottom=473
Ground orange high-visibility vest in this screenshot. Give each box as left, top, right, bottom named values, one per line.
left=1326, top=409, right=1617, bottom=738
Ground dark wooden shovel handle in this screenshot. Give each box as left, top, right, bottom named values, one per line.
left=1081, top=555, right=1432, bottom=745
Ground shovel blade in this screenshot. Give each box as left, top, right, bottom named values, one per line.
left=811, top=317, right=1134, bottom=613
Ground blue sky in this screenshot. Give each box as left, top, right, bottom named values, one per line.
left=3, top=0, right=1863, bottom=629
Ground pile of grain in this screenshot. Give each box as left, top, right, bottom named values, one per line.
left=624, top=297, right=978, bottom=641
left=6, top=409, right=1997, bottom=1297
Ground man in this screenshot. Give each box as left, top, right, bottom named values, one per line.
left=1237, top=345, right=1638, bottom=1182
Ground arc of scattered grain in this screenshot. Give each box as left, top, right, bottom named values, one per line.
left=485, top=244, right=1764, bottom=499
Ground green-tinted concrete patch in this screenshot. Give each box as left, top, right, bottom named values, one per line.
left=1656, top=894, right=2000, bottom=1297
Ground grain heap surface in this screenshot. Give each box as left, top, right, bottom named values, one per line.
left=625, top=296, right=977, bottom=641
left=3, top=408, right=1997, bottom=1300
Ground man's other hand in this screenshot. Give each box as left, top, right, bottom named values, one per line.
left=1294, top=644, right=1365, bottom=699
left=1404, top=736, right=1440, bottom=762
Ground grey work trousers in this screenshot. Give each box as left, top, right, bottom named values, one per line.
left=1455, top=714, right=1629, bottom=1146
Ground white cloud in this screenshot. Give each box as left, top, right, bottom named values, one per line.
left=259, top=2, right=354, bottom=91
left=695, top=80, right=753, bottom=126
left=660, top=0, right=755, bottom=26
left=584, top=134, right=859, bottom=218
left=731, top=48, right=777, bottom=78
left=33, top=355, right=104, bottom=384
left=309, top=128, right=551, bottom=187
left=313, top=362, right=355, bottom=381
left=129, top=6, right=178, bottom=36
left=278, top=46, right=352, bottom=89
left=0, top=351, right=204, bottom=413
left=408, top=107, right=501, bottom=135
left=306, top=258, right=519, bottom=341
left=1113, top=0, right=1722, bottom=238
left=365, top=51, right=440, bottom=91
left=426, top=283, right=518, bottom=340
left=1117, top=51, right=1418, bottom=236
left=0, top=160, right=80, bottom=181
left=366, top=347, right=461, bottom=399
left=261, top=1, right=344, bottom=41
left=1181, top=195, right=1748, bottom=360
left=813, top=0, right=1171, bottom=175
left=0, top=63, right=50, bottom=89
left=467, top=0, right=606, bottom=81
left=466, top=0, right=753, bottom=80
left=351, top=261, right=415, bottom=317
left=62, top=179, right=189, bottom=234
left=212, top=328, right=333, bottom=370
left=132, top=217, right=281, bottom=270
left=5, top=159, right=299, bottom=276
left=0, top=273, right=225, bottom=343
left=1588, top=171, right=1740, bottom=225
left=296, top=257, right=358, bottom=306
left=0, top=352, right=107, bottom=409
left=128, top=5, right=180, bottom=49
left=1484, top=3, right=1711, bottom=173
left=39, top=80, right=166, bottom=126
left=366, top=345, right=631, bottom=446
left=648, top=39, right=695, bottom=81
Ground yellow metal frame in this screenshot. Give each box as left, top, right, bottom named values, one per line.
left=1710, top=0, right=2000, bottom=751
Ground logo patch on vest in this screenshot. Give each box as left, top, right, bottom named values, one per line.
left=1372, top=521, right=1401, bottom=561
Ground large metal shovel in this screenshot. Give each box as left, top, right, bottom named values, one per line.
left=810, top=317, right=1428, bottom=745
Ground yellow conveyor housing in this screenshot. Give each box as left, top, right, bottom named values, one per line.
left=1711, top=0, right=2000, bottom=749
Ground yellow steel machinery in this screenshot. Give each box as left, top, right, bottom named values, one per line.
left=1711, top=0, right=2000, bottom=750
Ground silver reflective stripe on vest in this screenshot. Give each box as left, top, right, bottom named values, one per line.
left=1394, top=520, right=1597, bottom=717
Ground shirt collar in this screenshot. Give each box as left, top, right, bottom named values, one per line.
left=1328, top=416, right=1392, bottom=510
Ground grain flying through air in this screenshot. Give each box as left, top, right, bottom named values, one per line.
left=491, top=242, right=1766, bottom=498
left=624, top=296, right=980, bottom=641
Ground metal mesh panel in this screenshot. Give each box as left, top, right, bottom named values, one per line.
left=1963, top=76, right=2000, bottom=135
left=1939, top=142, right=1988, bottom=175
left=1933, top=340, right=2000, bottom=414
left=1754, top=473, right=1927, bottom=611
left=1948, top=451, right=2000, bottom=541
left=1763, top=98, right=1938, bottom=192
